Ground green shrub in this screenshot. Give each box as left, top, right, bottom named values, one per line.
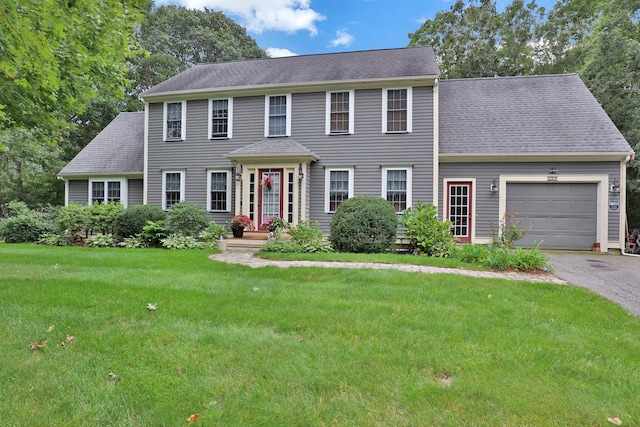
left=85, top=233, right=117, bottom=248
left=329, top=196, right=398, bottom=253
left=56, top=203, right=89, bottom=240
left=4, top=201, right=30, bottom=217
left=0, top=202, right=56, bottom=243
left=490, top=211, right=531, bottom=249
left=161, top=234, right=204, bottom=250
left=0, top=212, right=55, bottom=243
left=401, top=202, right=457, bottom=257
left=38, top=232, right=73, bottom=246
left=457, top=244, right=490, bottom=264
left=486, top=247, right=548, bottom=271
left=118, top=235, right=148, bottom=249
left=87, top=202, right=124, bottom=235
left=115, top=205, right=166, bottom=240
left=199, top=221, right=226, bottom=244
left=165, top=201, right=210, bottom=237
left=142, top=220, right=169, bottom=248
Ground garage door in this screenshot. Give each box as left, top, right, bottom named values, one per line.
left=506, top=183, right=597, bottom=250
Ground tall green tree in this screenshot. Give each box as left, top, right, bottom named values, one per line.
left=0, top=0, right=145, bottom=133
left=408, top=0, right=545, bottom=78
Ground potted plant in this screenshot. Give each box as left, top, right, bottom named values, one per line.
left=228, top=214, right=252, bottom=238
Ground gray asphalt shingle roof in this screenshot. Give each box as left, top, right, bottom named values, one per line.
left=439, top=74, right=632, bottom=155
left=226, top=139, right=318, bottom=159
left=58, top=112, right=144, bottom=176
left=141, top=47, right=439, bottom=97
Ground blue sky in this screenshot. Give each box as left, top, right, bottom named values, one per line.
left=159, top=0, right=556, bottom=57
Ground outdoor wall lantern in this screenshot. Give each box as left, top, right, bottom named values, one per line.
left=235, top=165, right=243, bottom=181
left=490, top=178, right=499, bottom=193
left=549, top=167, right=558, bottom=174
left=298, top=163, right=304, bottom=181
left=611, top=178, right=621, bottom=193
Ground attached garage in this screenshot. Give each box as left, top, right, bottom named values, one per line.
left=506, top=183, right=598, bottom=250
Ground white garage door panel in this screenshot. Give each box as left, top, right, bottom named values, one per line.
left=506, top=183, right=597, bottom=250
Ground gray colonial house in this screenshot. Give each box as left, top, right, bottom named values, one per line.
left=59, top=47, right=634, bottom=252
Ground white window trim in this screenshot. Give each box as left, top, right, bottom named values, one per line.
left=381, top=167, right=412, bottom=213
left=324, top=167, right=355, bottom=213
left=325, top=90, right=355, bottom=135
left=382, top=87, right=413, bottom=134
left=208, top=98, right=233, bottom=139
left=264, top=94, right=292, bottom=137
left=206, top=169, right=231, bottom=212
left=162, top=170, right=185, bottom=210
left=88, top=178, right=128, bottom=207
left=163, top=101, right=187, bottom=141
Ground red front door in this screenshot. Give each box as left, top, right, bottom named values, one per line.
left=447, top=181, right=472, bottom=243
left=257, top=169, right=284, bottom=228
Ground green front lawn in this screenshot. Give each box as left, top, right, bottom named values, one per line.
left=1, top=245, right=638, bottom=426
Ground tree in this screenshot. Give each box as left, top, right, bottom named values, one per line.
left=408, top=0, right=545, bottom=78
left=0, top=0, right=145, bottom=133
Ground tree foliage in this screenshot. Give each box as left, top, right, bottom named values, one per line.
left=410, top=0, right=640, bottom=224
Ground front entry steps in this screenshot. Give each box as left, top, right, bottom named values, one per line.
left=225, top=231, right=269, bottom=250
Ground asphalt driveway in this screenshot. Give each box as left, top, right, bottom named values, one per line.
left=546, top=251, right=640, bottom=316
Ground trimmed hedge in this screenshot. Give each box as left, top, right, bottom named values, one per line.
left=329, top=196, right=398, bottom=253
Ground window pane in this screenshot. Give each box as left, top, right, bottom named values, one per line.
left=330, top=92, right=349, bottom=133
left=268, top=96, right=287, bottom=136
left=107, top=181, right=121, bottom=203
left=386, top=89, right=407, bottom=132
left=165, top=173, right=181, bottom=208
left=210, top=172, right=227, bottom=211
left=211, top=99, right=228, bottom=137
left=329, top=170, right=349, bottom=212
left=92, top=182, right=104, bottom=204
left=166, top=102, right=182, bottom=139
left=386, top=169, right=407, bottom=212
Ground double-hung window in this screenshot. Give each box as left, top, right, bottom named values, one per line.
left=265, top=94, right=291, bottom=137
left=207, top=170, right=231, bottom=212
left=325, top=168, right=354, bottom=213
left=326, top=90, right=354, bottom=135
left=164, top=101, right=186, bottom=141
left=382, top=88, right=412, bottom=133
left=89, top=179, right=125, bottom=206
left=162, top=171, right=185, bottom=209
left=382, top=167, right=412, bottom=213
left=209, top=98, right=232, bottom=138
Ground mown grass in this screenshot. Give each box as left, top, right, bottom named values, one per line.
left=256, top=250, right=490, bottom=270
left=1, top=244, right=638, bottom=426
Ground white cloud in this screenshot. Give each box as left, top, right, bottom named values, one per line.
left=162, top=0, right=326, bottom=35
left=266, top=47, right=298, bottom=57
left=329, top=30, right=355, bottom=48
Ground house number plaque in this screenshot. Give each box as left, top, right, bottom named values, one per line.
left=547, top=175, right=558, bottom=182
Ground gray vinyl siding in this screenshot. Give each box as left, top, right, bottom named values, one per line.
left=439, top=161, right=621, bottom=242
left=146, top=86, right=435, bottom=229
left=68, top=180, right=89, bottom=205
left=128, top=179, right=143, bottom=206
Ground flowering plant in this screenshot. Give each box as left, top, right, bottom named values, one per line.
left=228, top=214, right=252, bottom=230
left=263, top=176, right=274, bottom=190
left=259, top=216, right=289, bottom=233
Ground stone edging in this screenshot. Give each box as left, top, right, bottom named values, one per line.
left=209, top=251, right=567, bottom=284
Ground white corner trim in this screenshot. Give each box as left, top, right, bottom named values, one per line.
left=143, top=103, right=149, bottom=205
left=432, top=80, right=439, bottom=208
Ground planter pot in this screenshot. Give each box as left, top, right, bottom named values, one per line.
left=232, top=228, right=244, bottom=238
left=216, top=239, right=227, bottom=251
